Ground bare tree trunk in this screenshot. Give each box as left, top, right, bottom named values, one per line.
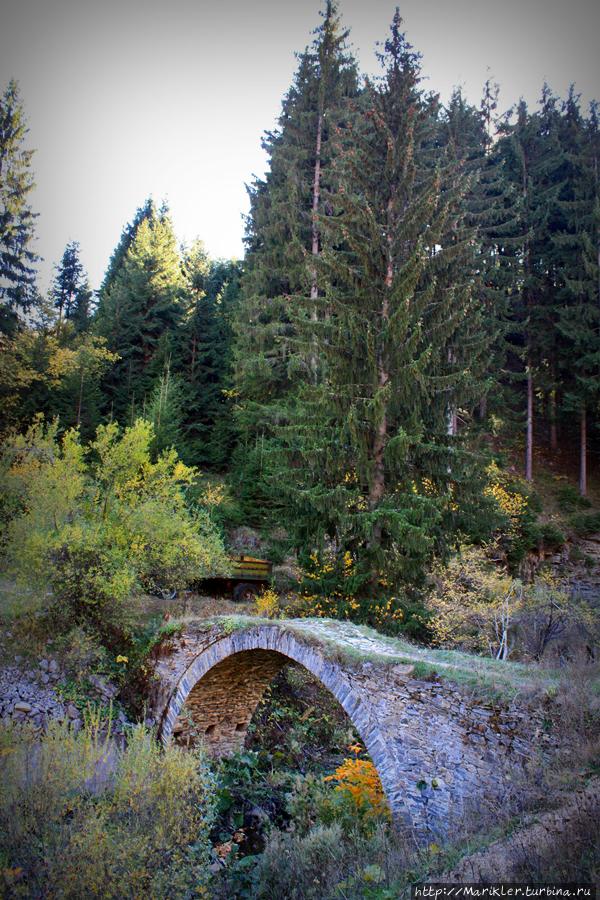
left=579, top=406, right=587, bottom=497
left=369, top=200, right=393, bottom=547
left=76, top=368, right=84, bottom=427
left=309, top=108, right=323, bottom=381
left=479, top=395, right=487, bottom=421
left=549, top=388, right=558, bottom=451
left=526, top=363, right=533, bottom=482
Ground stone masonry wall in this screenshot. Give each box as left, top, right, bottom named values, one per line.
left=148, top=622, right=551, bottom=841
left=171, top=650, right=287, bottom=753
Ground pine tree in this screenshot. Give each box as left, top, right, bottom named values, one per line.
left=47, top=334, right=117, bottom=435
left=51, top=240, right=87, bottom=330
left=233, top=1, right=358, bottom=503
left=499, top=89, right=566, bottom=481
left=96, top=205, right=184, bottom=423
left=98, top=198, right=155, bottom=299
left=554, top=91, right=600, bottom=495
left=0, top=80, right=39, bottom=334
left=272, top=11, right=490, bottom=587
left=442, top=84, right=522, bottom=427
left=175, top=245, right=241, bottom=467
left=70, top=276, right=94, bottom=333
left=146, top=361, right=187, bottom=457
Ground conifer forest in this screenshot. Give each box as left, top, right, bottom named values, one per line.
left=0, top=3, right=599, bottom=898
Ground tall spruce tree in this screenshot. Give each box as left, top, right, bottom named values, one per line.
left=70, top=276, right=94, bottom=333
left=51, top=240, right=87, bottom=330
left=98, top=198, right=155, bottom=300
left=96, top=204, right=184, bottom=423
left=499, top=90, right=566, bottom=481
left=233, top=1, right=358, bottom=507
left=554, top=91, right=600, bottom=494
left=271, top=11, right=491, bottom=588
left=442, top=84, right=522, bottom=427
left=0, top=80, right=39, bottom=334
left=176, top=245, right=241, bottom=467
left=147, top=361, right=187, bottom=457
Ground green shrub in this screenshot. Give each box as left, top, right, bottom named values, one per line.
left=296, top=548, right=431, bottom=639
left=52, top=626, right=113, bottom=681
left=0, top=720, right=215, bottom=899
left=1, top=417, right=229, bottom=648
left=568, top=511, right=600, bottom=537
left=538, top=522, right=566, bottom=548
left=252, top=822, right=409, bottom=900
left=555, top=483, right=592, bottom=513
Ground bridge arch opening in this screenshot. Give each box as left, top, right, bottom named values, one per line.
left=171, top=649, right=289, bottom=754
left=159, top=631, right=396, bottom=819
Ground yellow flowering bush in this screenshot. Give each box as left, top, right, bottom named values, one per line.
left=324, top=744, right=390, bottom=821
left=297, top=548, right=427, bottom=637
left=254, top=588, right=280, bottom=619
left=484, top=481, right=528, bottom=523
left=480, top=461, right=560, bottom=569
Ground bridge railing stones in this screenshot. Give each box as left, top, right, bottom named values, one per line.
left=147, top=620, right=552, bottom=841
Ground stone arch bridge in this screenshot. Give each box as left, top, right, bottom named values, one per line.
left=148, top=617, right=550, bottom=839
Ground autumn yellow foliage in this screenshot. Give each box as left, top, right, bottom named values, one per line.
left=254, top=588, right=280, bottom=619
left=325, top=746, right=390, bottom=820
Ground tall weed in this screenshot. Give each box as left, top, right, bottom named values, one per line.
left=0, top=720, right=215, bottom=899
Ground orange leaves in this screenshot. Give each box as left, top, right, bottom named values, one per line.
left=324, top=746, right=391, bottom=820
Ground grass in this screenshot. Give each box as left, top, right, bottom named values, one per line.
left=160, top=613, right=563, bottom=703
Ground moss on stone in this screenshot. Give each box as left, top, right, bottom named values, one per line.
left=161, top=614, right=558, bottom=703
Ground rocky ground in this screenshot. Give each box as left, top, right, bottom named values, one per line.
left=568, top=532, right=600, bottom=604
left=437, top=779, right=600, bottom=882
left=0, top=657, right=130, bottom=737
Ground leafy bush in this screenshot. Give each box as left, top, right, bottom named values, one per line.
left=427, top=549, right=596, bottom=660
left=512, top=577, right=598, bottom=661
left=537, top=522, right=566, bottom=548
left=296, top=548, right=431, bottom=638
left=555, top=483, right=592, bottom=513
left=482, top=462, right=553, bottom=569
left=254, top=588, right=280, bottom=619
left=247, top=666, right=356, bottom=770
left=568, top=511, right=600, bottom=537
left=0, top=719, right=215, bottom=899
left=252, top=821, right=409, bottom=900
left=52, top=626, right=113, bottom=681
left=1, top=417, right=229, bottom=647
left=324, top=746, right=391, bottom=824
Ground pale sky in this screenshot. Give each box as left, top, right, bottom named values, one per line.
left=1, top=0, right=599, bottom=292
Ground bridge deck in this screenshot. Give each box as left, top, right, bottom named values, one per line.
left=172, top=614, right=559, bottom=700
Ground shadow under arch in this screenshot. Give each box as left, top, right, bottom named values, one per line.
left=158, top=625, right=408, bottom=826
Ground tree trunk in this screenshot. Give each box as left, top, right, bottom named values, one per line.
left=447, top=348, right=456, bottom=436
left=526, top=363, right=533, bottom=482
left=190, top=335, right=197, bottom=378
left=522, top=137, right=533, bottom=483
left=76, top=368, right=84, bottom=427
left=368, top=199, right=393, bottom=547
left=479, top=395, right=487, bottom=421
left=309, top=107, right=323, bottom=381
left=549, top=389, right=558, bottom=451
left=579, top=406, right=587, bottom=497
